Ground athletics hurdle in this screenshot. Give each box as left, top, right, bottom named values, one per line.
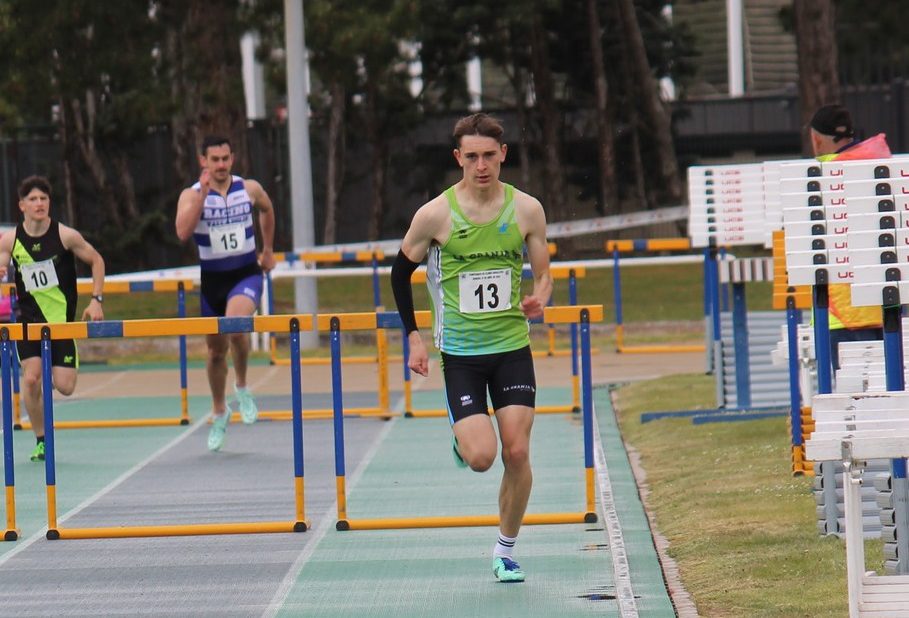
left=605, top=238, right=707, bottom=354
left=1, top=323, right=25, bottom=540
left=24, top=314, right=312, bottom=540
left=4, top=279, right=195, bottom=430
left=267, top=249, right=387, bottom=366
left=328, top=305, right=601, bottom=531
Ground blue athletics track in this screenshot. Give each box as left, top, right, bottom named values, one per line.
left=0, top=346, right=689, bottom=617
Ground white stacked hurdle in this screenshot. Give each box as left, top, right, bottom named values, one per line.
left=807, top=391, right=909, bottom=616
left=778, top=159, right=859, bottom=539
left=687, top=163, right=765, bottom=248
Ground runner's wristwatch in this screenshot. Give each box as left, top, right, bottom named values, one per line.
left=91, top=295, right=104, bottom=304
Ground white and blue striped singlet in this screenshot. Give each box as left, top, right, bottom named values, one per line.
left=192, top=175, right=258, bottom=272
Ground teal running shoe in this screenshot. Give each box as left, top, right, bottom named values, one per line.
left=452, top=436, right=467, bottom=469
left=234, top=385, right=258, bottom=425
left=30, top=442, right=45, bottom=462
left=492, top=556, right=525, bottom=583
left=207, top=412, right=229, bottom=451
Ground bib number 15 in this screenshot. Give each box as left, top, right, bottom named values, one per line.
left=458, top=269, right=511, bottom=313
left=209, top=223, right=245, bottom=256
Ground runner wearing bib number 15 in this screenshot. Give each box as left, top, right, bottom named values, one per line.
left=390, top=113, right=552, bottom=583
left=0, top=175, right=106, bottom=463
left=176, top=136, right=276, bottom=452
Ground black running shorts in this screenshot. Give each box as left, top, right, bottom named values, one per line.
left=440, top=345, right=536, bottom=424
left=16, top=339, right=78, bottom=368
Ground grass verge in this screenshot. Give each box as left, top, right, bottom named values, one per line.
left=613, top=373, right=883, bottom=617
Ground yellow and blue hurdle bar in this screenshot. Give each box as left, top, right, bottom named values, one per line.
left=1, top=305, right=598, bottom=540
left=1, top=314, right=315, bottom=540
left=329, top=305, right=603, bottom=530
left=267, top=243, right=561, bottom=365
left=3, top=280, right=195, bottom=430
left=605, top=238, right=708, bottom=354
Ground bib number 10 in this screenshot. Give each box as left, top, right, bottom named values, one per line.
left=21, top=259, right=59, bottom=293
left=458, top=269, right=511, bottom=313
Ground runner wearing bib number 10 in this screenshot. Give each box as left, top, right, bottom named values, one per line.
left=0, top=175, right=106, bottom=463
left=176, top=136, right=276, bottom=452
left=391, top=113, right=552, bottom=583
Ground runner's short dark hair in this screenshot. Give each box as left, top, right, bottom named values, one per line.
left=17, top=175, right=51, bottom=199
left=200, top=136, right=232, bottom=156
left=452, top=113, right=504, bottom=147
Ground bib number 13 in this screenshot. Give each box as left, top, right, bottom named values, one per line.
left=458, top=269, right=511, bottom=313
left=473, top=282, right=500, bottom=310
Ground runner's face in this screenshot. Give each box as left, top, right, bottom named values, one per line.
left=454, top=135, right=506, bottom=189
left=200, top=144, right=233, bottom=183
left=19, top=188, right=50, bottom=222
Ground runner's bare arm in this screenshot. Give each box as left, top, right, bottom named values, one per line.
left=60, top=225, right=105, bottom=321
left=0, top=230, right=15, bottom=281
left=246, top=179, right=276, bottom=272
left=394, top=196, right=450, bottom=377
left=517, top=193, right=552, bottom=320
left=175, top=171, right=210, bottom=242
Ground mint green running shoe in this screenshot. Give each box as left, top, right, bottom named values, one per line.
left=207, top=412, right=229, bottom=451
left=30, top=441, right=45, bottom=462
left=492, top=556, right=525, bottom=583
left=234, top=385, right=258, bottom=424
left=452, top=436, right=467, bottom=469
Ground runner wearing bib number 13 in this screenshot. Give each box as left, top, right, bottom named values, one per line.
left=176, top=136, right=276, bottom=452
left=391, top=113, right=552, bottom=583
left=0, top=175, right=106, bottom=462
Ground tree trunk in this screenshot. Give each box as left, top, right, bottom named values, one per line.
left=69, top=94, right=122, bottom=230
left=323, top=81, right=347, bottom=244
left=528, top=14, right=568, bottom=222
left=586, top=0, right=618, bottom=214
left=56, top=96, right=78, bottom=227
left=368, top=141, right=387, bottom=241
left=112, top=152, right=140, bottom=220
left=615, top=0, right=683, bottom=205
left=163, top=0, right=249, bottom=184
left=793, top=0, right=839, bottom=155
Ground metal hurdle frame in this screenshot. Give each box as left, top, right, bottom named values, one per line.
left=267, top=249, right=388, bottom=366
left=328, top=305, right=602, bottom=531
left=1, top=323, right=25, bottom=540
left=606, top=238, right=707, bottom=354
left=18, top=315, right=313, bottom=540
left=4, top=280, right=195, bottom=430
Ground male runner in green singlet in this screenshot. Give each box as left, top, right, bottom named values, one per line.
left=0, top=176, right=105, bottom=462
left=390, top=113, right=552, bottom=582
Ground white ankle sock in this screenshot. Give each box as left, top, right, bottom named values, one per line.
left=493, top=533, right=517, bottom=559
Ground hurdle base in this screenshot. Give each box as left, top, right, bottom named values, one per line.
left=4, top=528, right=19, bottom=541
left=45, top=520, right=306, bottom=540
left=13, top=423, right=22, bottom=431
left=584, top=512, right=598, bottom=523
left=617, top=344, right=705, bottom=354
left=337, top=512, right=592, bottom=531
left=19, top=418, right=189, bottom=430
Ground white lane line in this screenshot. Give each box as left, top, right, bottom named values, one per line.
left=261, top=392, right=409, bottom=617
left=593, top=403, right=640, bottom=617
left=248, top=363, right=281, bottom=394
left=0, top=417, right=205, bottom=568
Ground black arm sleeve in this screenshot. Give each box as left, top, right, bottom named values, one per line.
left=391, top=249, right=421, bottom=334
